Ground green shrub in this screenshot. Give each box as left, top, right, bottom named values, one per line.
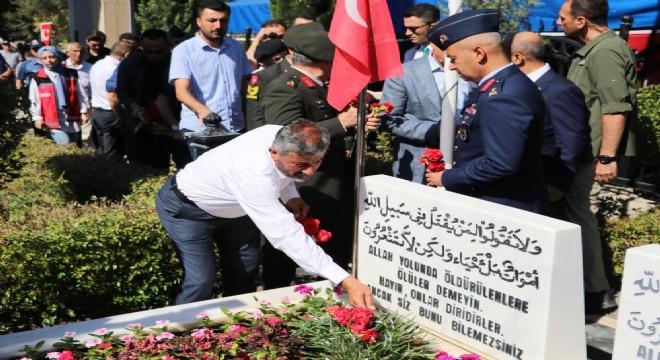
left=0, top=134, right=181, bottom=334
left=635, top=84, right=660, bottom=168
left=603, top=207, right=660, bottom=286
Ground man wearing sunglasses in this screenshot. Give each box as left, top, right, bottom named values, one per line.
left=402, top=4, right=440, bottom=62
left=116, top=28, right=178, bottom=168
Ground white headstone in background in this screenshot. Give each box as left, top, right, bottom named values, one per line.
left=356, top=175, right=586, bottom=359
left=613, top=244, right=660, bottom=360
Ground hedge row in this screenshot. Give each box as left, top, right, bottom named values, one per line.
left=0, top=134, right=182, bottom=334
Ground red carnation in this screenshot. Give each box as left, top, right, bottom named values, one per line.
left=360, top=328, right=380, bottom=344
left=419, top=148, right=445, bottom=173
left=316, top=230, right=332, bottom=243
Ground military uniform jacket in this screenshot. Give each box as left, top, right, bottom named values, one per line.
left=261, top=66, right=352, bottom=205
left=442, top=65, right=546, bottom=213
left=245, top=58, right=291, bottom=131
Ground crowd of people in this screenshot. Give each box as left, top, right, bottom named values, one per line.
left=0, top=0, right=637, bottom=314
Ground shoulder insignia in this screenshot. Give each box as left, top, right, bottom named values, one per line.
left=488, top=87, right=498, bottom=97
left=300, top=75, right=316, bottom=88
left=246, top=85, right=260, bottom=100
left=479, top=78, right=497, bottom=93
left=250, top=74, right=259, bottom=86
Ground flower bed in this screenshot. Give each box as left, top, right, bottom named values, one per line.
left=2, top=282, right=480, bottom=360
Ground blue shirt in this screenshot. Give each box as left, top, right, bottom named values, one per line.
left=169, top=33, right=252, bottom=132
left=428, top=55, right=472, bottom=123
left=17, top=58, right=43, bottom=91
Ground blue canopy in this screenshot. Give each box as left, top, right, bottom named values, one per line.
left=227, top=0, right=271, bottom=34
left=388, top=0, right=659, bottom=34
left=226, top=0, right=658, bottom=35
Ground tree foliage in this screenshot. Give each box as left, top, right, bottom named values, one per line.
left=270, top=0, right=336, bottom=28
left=133, top=0, right=199, bottom=34
left=465, top=0, right=540, bottom=33
left=1, top=0, right=69, bottom=45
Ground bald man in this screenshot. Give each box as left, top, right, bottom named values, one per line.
left=424, top=10, right=546, bottom=213
left=507, top=32, right=590, bottom=204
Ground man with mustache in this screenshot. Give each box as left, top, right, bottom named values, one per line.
left=155, top=120, right=375, bottom=310
left=169, top=0, right=252, bottom=158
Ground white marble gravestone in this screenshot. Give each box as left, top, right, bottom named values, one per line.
left=356, top=175, right=586, bottom=359
left=613, top=244, right=660, bottom=360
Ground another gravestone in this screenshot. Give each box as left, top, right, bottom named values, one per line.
left=356, top=175, right=586, bottom=359
left=613, top=244, right=660, bottom=360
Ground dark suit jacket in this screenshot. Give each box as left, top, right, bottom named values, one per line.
left=535, top=68, right=591, bottom=192
left=442, top=65, right=546, bottom=213
left=261, top=66, right=352, bottom=205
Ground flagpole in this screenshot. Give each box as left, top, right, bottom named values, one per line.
left=439, top=0, right=462, bottom=169
left=351, top=87, right=368, bottom=277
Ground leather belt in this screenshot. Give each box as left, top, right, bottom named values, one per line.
left=170, top=176, right=197, bottom=207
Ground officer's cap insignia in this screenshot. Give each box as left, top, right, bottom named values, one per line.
left=439, top=34, right=449, bottom=44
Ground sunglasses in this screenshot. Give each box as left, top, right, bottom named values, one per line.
left=404, top=24, right=430, bottom=33
left=264, top=32, right=284, bottom=39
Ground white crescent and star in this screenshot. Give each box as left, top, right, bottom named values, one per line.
left=345, top=0, right=367, bottom=28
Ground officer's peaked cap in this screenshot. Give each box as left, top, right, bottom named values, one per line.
left=428, top=9, right=500, bottom=51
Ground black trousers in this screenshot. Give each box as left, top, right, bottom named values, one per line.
left=92, top=108, right=123, bottom=159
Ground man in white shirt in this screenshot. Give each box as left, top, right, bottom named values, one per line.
left=89, top=40, right=134, bottom=158
left=65, top=42, right=93, bottom=148
left=155, top=120, right=374, bottom=308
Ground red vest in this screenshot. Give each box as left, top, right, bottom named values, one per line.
left=34, top=68, right=82, bottom=129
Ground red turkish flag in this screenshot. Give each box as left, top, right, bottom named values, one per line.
left=40, top=22, right=52, bottom=46
left=327, top=0, right=403, bottom=110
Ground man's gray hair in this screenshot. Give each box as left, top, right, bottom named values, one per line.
left=291, top=51, right=316, bottom=66
left=272, top=119, right=330, bottom=156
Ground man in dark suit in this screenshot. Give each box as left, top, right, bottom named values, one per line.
left=260, top=27, right=379, bottom=288
left=507, top=31, right=591, bottom=207
left=424, top=9, right=546, bottom=213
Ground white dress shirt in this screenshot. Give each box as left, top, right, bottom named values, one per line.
left=176, top=125, right=349, bottom=285
left=89, top=55, right=120, bottom=110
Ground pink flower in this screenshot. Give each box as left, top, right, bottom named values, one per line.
left=119, top=334, right=135, bottom=342
left=97, top=343, right=112, bottom=349
left=57, top=351, right=74, bottom=360
left=333, top=284, right=345, bottom=295
left=436, top=351, right=457, bottom=360
left=266, top=317, right=282, bottom=326
left=93, top=327, right=108, bottom=335
left=293, top=284, right=314, bottom=295
left=46, top=352, right=62, bottom=359
left=156, top=332, right=175, bottom=341
left=63, top=331, right=76, bottom=338
left=196, top=311, right=210, bottom=319
left=250, top=311, right=264, bottom=318
left=127, top=322, right=142, bottom=329
left=192, top=328, right=209, bottom=338
left=460, top=355, right=481, bottom=360
left=325, top=305, right=341, bottom=314
left=85, top=338, right=102, bottom=347
left=162, top=355, right=177, bottom=360
left=280, top=296, right=291, bottom=303
left=278, top=309, right=291, bottom=314
left=229, top=325, right=249, bottom=333
left=155, top=320, right=170, bottom=328
left=258, top=299, right=271, bottom=306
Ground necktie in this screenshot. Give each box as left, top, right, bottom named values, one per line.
left=422, top=46, right=430, bottom=56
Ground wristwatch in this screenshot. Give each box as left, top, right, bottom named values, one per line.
left=171, top=124, right=180, bottom=131
left=596, top=155, right=617, bottom=164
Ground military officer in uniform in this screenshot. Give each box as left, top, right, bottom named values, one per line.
left=245, top=22, right=324, bottom=131
left=260, top=27, right=380, bottom=289
left=424, top=9, right=546, bottom=213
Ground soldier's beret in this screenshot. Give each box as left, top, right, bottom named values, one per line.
left=428, top=9, right=500, bottom=51
left=282, top=22, right=324, bottom=49
left=254, top=39, right=287, bottom=61
left=292, top=29, right=335, bottom=62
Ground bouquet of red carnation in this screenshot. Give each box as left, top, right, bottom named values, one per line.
left=419, top=148, right=445, bottom=172
left=369, top=101, right=394, bottom=115
left=295, top=215, right=332, bottom=243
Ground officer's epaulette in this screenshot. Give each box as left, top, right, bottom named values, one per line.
left=286, top=74, right=300, bottom=88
